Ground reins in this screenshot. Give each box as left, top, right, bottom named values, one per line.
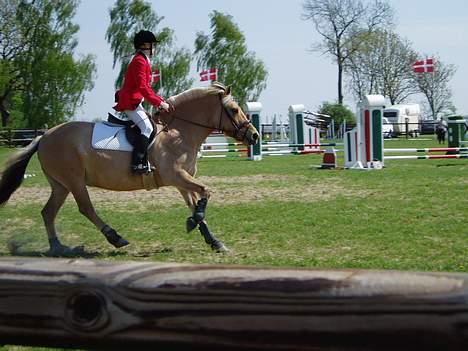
left=165, top=113, right=217, bottom=130
left=160, top=95, right=252, bottom=139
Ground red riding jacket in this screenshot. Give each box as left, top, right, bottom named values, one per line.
left=113, top=52, right=164, bottom=111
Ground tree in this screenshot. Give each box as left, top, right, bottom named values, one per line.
left=0, top=0, right=96, bottom=128
left=106, top=0, right=193, bottom=97
left=413, top=57, right=457, bottom=119
left=318, top=101, right=355, bottom=126
left=194, top=11, right=268, bottom=108
left=0, top=0, right=28, bottom=126
left=346, top=30, right=418, bottom=104
left=302, top=0, right=393, bottom=104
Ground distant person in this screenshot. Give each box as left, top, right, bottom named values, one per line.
left=113, top=30, right=174, bottom=174
left=436, top=117, right=447, bottom=144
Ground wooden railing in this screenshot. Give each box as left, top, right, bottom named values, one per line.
left=0, top=128, right=46, bottom=147
left=0, top=257, right=467, bottom=350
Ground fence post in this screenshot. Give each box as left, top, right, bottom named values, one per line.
left=8, top=128, right=12, bottom=147
left=405, top=118, right=409, bottom=139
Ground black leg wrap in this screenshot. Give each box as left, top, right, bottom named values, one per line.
left=198, top=222, right=228, bottom=252
left=101, top=225, right=129, bottom=248
left=186, top=216, right=198, bottom=232
left=198, top=221, right=216, bottom=245
left=186, top=198, right=208, bottom=233
left=193, top=198, right=208, bottom=222
left=48, top=237, right=62, bottom=248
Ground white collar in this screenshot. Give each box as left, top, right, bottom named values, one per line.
left=136, top=50, right=151, bottom=64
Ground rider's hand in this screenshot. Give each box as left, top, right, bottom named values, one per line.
left=159, top=101, right=175, bottom=113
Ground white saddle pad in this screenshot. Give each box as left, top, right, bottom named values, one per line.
left=91, top=122, right=133, bottom=152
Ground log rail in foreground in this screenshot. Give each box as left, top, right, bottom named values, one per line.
left=0, top=257, right=467, bottom=350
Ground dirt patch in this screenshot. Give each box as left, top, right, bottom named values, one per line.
left=10, top=175, right=368, bottom=208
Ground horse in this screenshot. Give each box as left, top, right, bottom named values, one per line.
left=0, top=83, right=259, bottom=255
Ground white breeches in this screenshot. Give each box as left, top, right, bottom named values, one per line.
left=124, top=104, right=153, bottom=138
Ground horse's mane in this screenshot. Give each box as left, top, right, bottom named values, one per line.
left=168, top=83, right=227, bottom=107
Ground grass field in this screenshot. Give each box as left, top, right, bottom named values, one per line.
left=0, top=135, right=467, bottom=350
left=0, top=135, right=466, bottom=271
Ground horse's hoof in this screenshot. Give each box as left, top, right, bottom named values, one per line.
left=47, top=244, right=74, bottom=257
left=106, top=234, right=129, bottom=248
left=211, top=241, right=229, bottom=253
left=113, top=238, right=129, bottom=248
left=70, top=245, right=86, bottom=255
left=186, top=217, right=197, bottom=232
left=102, top=225, right=129, bottom=248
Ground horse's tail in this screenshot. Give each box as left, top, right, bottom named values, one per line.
left=0, top=136, right=42, bottom=206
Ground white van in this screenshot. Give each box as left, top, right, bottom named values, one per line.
left=382, top=117, right=394, bottom=138
left=383, top=104, right=421, bottom=136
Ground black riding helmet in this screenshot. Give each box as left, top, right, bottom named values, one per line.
left=133, top=30, right=157, bottom=49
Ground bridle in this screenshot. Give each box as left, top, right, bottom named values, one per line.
left=163, top=95, right=252, bottom=140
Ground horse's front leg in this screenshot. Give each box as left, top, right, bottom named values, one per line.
left=178, top=188, right=228, bottom=252
left=198, top=220, right=229, bottom=252
left=171, top=171, right=211, bottom=231
left=186, top=197, right=209, bottom=232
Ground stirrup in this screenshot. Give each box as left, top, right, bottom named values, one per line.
left=131, top=162, right=151, bottom=174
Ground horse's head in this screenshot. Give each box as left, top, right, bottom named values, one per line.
left=164, top=83, right=259, bottom=145
left=216, top=85, right=259, bottom=146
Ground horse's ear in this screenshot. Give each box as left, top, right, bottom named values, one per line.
left=225, top=85, right=232, bottom=95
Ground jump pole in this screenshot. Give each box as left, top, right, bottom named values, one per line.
left=385, top=154, right=468, bottom=160
left=1, top=257, right=468, bottom=350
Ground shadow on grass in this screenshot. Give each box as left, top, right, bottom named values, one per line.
left=436, top=163, right=463, bottom=167
left=5, top=240, right=127, bottom=259
left=4, top=239, right=175, bottom=259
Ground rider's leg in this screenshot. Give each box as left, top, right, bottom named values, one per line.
left=125, top=104, right=153, bottom=173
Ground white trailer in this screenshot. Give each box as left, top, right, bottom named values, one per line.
left=383, top=104, right=421, bottom=136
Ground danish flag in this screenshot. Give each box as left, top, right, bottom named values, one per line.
left=200, top=68, right=217, bottom=81
left=152, top=69, right=161, bottom=83
left=413, top=58, right=434, bottom=73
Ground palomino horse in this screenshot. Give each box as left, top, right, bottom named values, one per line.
left=0, top=83, right=259, bottom=255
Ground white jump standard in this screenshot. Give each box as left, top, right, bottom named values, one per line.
left=344, top=95, right=385, bottom=169
left=344, top=95, right=468, bottom=168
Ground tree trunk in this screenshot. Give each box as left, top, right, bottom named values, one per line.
left=0, top=99, right=10, bottom=127
left=338, top=62, right=344, bottom=104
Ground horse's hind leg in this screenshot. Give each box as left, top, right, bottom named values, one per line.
left=41, top=176, right=70, bottom=254
left=67, top=180, right=129, bottom=249
left=178, top=189, right=228, bottom=252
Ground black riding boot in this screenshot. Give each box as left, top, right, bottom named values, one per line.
left=131, top=134, right=151, bottom=174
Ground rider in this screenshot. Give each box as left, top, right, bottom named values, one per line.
left=113, top=30, right=173, bottom=174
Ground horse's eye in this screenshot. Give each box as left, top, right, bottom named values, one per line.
left=231, top=107, right=239, bottom=114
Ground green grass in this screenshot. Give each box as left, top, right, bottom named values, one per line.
left=0, top=135, right=467, bottom=349
left=0, top=135, right=466, bottom=270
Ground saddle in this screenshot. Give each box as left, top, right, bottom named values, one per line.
left=107, top=112, right=157, bottom=147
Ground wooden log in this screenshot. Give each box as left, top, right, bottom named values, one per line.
left=0, top=257, right=467, bottom=350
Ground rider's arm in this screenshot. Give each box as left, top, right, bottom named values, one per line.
left=133, top=56, right=164, bottom=107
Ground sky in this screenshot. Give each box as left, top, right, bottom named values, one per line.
left=74, top=0, right=468, bottom=123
